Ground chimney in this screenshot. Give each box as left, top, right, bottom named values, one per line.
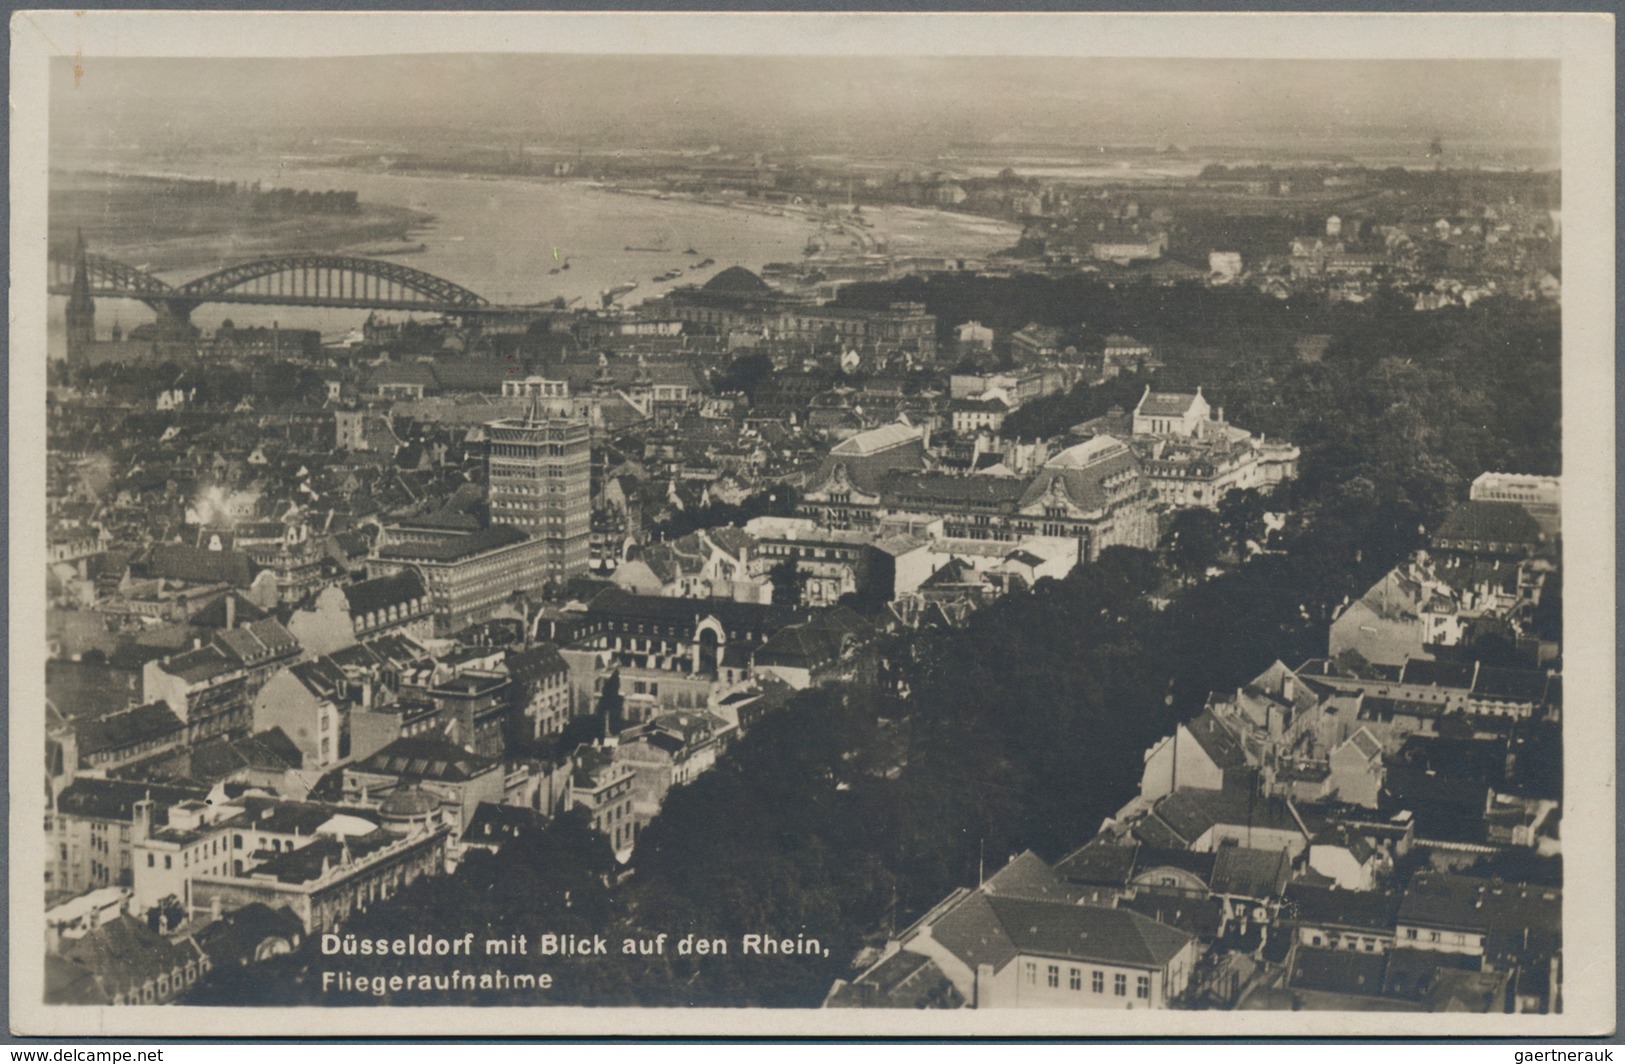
left=226, top=594, right=237, bottom=631
left=132, top=798, right=155, bottom=842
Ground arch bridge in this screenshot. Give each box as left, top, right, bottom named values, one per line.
left=50, top=249, right=494, bottom=319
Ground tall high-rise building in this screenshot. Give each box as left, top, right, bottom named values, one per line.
left=65, top=231, right=96, bottom=362
left=486, top=403, right=591, bottom=582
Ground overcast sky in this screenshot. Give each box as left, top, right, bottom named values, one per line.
left=51, top=55, right=1560, bottom=163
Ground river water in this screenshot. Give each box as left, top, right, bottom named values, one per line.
left=48, top=164, right=1020, bottom=356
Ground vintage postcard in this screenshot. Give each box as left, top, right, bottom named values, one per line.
left=8, top=10, right=1614, bottom=1038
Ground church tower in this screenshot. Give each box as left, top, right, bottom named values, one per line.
left=65, top=231, right=96, bottom=362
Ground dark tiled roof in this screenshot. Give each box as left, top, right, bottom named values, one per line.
left=1132, top=845, right=1217, bottom=883
left=47, top=915, right=198, bottom=1004
left=249, top=829, right=401, bottom=884
left=826, top=950, right=965, bottom=1009
left=1138, top=391, right=1201, bottom=418
left=807, top=437, right=929, bottom=497
left=429, top=359, right=510, bottom=394
left=345, top=569, right=428, bottom=619
left=155, top=645, right=238, bottom=685
left=366, top=362, right=440, bottom=389
left=1433, top=501, right=1544, bottom=549
left=1472, top=666, right=1551, bottom=704
left=1399, top=873, right=1560, bottom=937
left=980, top=850, right=1074, bottom=902
left=505, top=643, right=569, bottom=684
left=1133, top=812, right=1190, bottom=850
left=1118, top=893, right=1224, bottom=940
left=1055, top=839, right=1143, bottom=888
left=882, top=471, right=1028, bottom=508
left=917, top=557, right=980, bottom=590
left=55, top=778, right=205, bottom=822
left=291, top=657, right=347, bottom=700
left=1381, top=947, right=1481, bottom=1003
left=1018, top=440, right=1140, bottom=514
left=1311, top=825, right=1377, bottom=865
left=75, top=701, right=185, bottom=757
left=1289, top=946, right=1388, bottom=998
left=921, top=892, right=1017, bottom=972
left=189, top=593, right=270, bottom=629
left=1183, top=710, right=1248, bottom=771
left=1209, top=846, right=1293, bottom=900
left=192, top=727, right=304, bottom=780
left=354, top=736, right=499, bottom=782
left=1150, top=785, right=1310, bottom=846
left=46, top=660, right=143, bottom=721
left=327, top=642, right=383, bottom=670
left=987, top=896, right=1192, bottom=969
left=1400, top=658, right=1477, bottom=689
left=143, top=544, right=258, bottom=587
left=462, top=801, right=550, bottom=844
left=585, top=586, right=803, bottom=632
left=1286, top=884, right=1401, bottom=932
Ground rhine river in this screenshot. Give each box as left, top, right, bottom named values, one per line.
left=49, top=163, right=1021, bottom=356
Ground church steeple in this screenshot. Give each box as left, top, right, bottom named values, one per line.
left=65, top=230, right=96, bottom=362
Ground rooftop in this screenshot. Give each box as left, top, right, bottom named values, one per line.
left=929, top=892, right=1193, bottom=973
left=376, top=524, right=530, bottom=563
left=830, top=422, right=923, bottom=458
left=345, top=569, right=428, bottom=619
left=1433, top=500, right=1545, bottom=549
left=352, top=736, right=500, bottom=783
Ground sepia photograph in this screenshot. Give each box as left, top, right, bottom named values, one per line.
left=8, top=10, right=1614, bottom=1039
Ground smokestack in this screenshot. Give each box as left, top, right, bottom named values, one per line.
left=226, top=594, right=236, bottom=631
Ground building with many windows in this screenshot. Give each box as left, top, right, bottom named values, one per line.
left=828, top=852, right=1197, bottom=1009
left=486, top=407, right=592, bottom=582
left=801, top=425, right=1157, bottom=562
left=370, top=525, right=552, bottom=636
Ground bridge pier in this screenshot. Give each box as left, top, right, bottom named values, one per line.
left=150, top=300, right=202, bottom=340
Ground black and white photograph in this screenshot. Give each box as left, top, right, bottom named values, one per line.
left=8, top=10, right=1614, bottom=1038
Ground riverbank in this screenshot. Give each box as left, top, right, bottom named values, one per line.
left=49, top=168, right=435, bottom=274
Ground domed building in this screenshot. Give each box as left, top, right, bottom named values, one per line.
left=376, top=782, right=444, bottom=834
left=666, top=263, right=937, bottom=360
left=701, top=266, right=774, bottom=296
left=665, top=265, right=796, bottom=334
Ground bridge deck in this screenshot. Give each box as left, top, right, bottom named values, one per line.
left=49, top=283, right=533, bottom=316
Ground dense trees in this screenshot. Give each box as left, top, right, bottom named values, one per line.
left=853, top=272, right=1558, bottom=535
left=1160, top=507, right=1226, bottom=582
left=713, top=352, right=775, bottom=400
left=1000, top=370, right=1153, bottom=439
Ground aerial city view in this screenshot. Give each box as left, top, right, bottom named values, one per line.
left=40, top=53, right=1564, bottom=1014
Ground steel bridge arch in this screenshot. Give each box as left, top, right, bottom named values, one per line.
left=82, top=253, right=176, bottom=297
left=174, top=254, right=490, bottom=307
